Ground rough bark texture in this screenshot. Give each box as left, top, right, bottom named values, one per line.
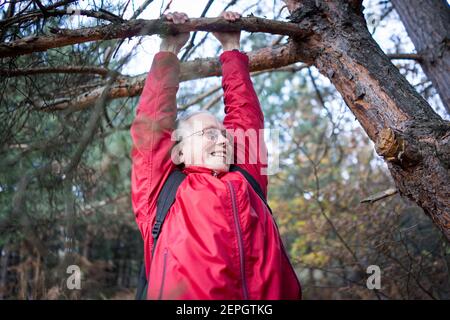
left=0, top=17, right=310, bottom=58
left=391, top=0, right=450, bottom=115
left=284, top=0, right=450, bottom=241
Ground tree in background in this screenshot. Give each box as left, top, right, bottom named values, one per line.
left=391, top=0, right=450, bottom=115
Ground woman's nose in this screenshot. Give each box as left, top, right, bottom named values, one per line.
left=216, top=132, right=229, bottom=144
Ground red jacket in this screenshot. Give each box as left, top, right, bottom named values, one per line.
left=130, top=50, right=301, bottom=300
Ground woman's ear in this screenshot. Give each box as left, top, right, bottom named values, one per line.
left=171, top=143, right=184, bottom=165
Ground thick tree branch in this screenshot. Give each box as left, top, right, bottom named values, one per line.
left=28, top=47, right=415, bottom=112
left=2, top=52, right=414, bottom=79
left=0, top=17, right=310, bottom=58
left=36, top=42, right=302, bottom=111
left=2, top=51, right=414, bottom=78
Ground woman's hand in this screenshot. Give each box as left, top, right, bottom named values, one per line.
left=160, top=12, right=190, bottom=54
left=212, top=11, right=241, bottom=52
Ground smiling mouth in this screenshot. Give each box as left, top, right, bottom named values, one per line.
left=210, top=151, right=227, bottom=158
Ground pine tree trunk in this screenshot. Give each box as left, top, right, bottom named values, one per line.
left=284, top=0, right=450, bottom=241
left=391, top=0, right=450, bottom=115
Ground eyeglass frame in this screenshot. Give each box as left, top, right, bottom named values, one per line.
left=175, top=127, right=230, bottom=145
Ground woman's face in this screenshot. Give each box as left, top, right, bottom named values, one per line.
left=175, top=113, right=233, bottom=173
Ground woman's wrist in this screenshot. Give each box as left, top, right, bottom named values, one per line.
left=160, top=42, right=180, bottom=54
left=222, top=42, right=240, bottom=52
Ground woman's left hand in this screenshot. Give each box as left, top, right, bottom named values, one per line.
left=212, top=11, right=241, bottom=52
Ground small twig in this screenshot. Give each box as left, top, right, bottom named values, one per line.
left=388, top=53, right=422, bottom=61
left=130, top=0, right=155, bottom=20
left=203, top=93, right=223, bottom=110
left=33, top=0, right=49, bottom=17
left=178, top=84, right=222, bottom=111
left=181, top=0, right=215, bottom=62
left=361, top=188, right=398, bottom=204
left=0, top=66, right=118, bottom=77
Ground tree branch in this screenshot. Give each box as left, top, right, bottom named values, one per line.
left=0, top=0, right=77, bottom=26
left=179, top=0, right=239, bottom=61
left=180, top=0, right=215, bottom=62
left=179, top=84, right=222, bottom=111
left=0, top=66, right=116, bottom=77
left=388, top=53, right=422, bottom=61
left=361, top=188, right=398, bottom=204
left=34, top=47, right=412, bottom=111
left=36, top=42, right=302, bottom=111
left=0, top=9, right=125, bottom=29
left=0, top=16, right=311, bottom=58
left=3, top=52, right=412, bottom=79
left=130, top=0, right=155, bottom=20
left=203, top=94, right=223, bottom=111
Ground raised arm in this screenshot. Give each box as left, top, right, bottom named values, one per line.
left=213, top=12, right=268, bottom=197
left=130, top=51, right=178, bottom=224
left=130, top=12, right=189, bottom=227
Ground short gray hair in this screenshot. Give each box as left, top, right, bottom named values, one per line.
left=175, top=110, right=215, bottom=128
left=172, top=110, right=218, bottom=169
left=174, top=110, right=217, bottom=142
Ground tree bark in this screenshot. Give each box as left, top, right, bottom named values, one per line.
left=391, top=0, right=450, bottom=115
left=283, top=0, right=450, bottom=241
left=0, top=17, right=310, bottom=58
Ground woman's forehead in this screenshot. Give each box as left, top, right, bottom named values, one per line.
left=186, top=113, right=223, bottom=129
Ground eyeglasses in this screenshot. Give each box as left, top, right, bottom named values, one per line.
left=179, top=127, right=229, bottom=144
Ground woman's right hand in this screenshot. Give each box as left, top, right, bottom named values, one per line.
left=160, top=12, right=190, bottom=54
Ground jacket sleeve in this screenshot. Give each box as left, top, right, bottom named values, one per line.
left=130, top=52, right=178, bottom=270
left=221, top=50, right=268, bottom=198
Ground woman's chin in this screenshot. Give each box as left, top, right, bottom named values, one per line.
left=205, top=159, right=230, bottom=172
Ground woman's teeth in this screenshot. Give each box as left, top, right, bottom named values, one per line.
left=211, top=151, right=226, bottom=157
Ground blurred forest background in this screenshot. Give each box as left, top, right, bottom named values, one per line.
left=0, top=0, right=449, bottom=300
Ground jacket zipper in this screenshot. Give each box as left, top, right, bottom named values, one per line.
left=157, top=248, right=168, bottom=300
left=226, top=180, right=249, bottom=300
